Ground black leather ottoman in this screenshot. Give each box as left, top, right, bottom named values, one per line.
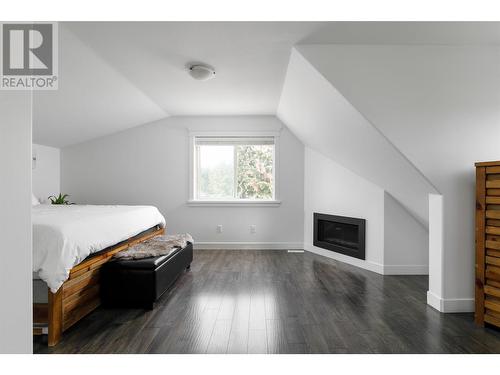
left=101, top=242, right=193, bottom=309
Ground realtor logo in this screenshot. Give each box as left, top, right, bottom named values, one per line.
left=1, top=22, right=58, bottom=90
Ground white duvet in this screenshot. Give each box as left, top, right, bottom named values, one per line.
left=33, top=204, right=166, bottom=293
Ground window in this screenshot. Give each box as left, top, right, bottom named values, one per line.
left=190, top=134, right=279, bottom=205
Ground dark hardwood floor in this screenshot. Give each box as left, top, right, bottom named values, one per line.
left=34, top=250, right=500, bottom=354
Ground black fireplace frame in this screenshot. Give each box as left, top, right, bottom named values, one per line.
left=313, top=213, right=366, bottom=260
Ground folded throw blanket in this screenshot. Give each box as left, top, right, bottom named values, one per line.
left=114, top=233, right=194, bottom=260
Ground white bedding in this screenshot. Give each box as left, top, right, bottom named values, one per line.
left=33, top=204, right=166, bottom=293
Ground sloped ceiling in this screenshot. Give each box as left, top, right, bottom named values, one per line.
left=277, top=48, right=438, bottom=226
left=293, top=43, right=500, bottom=191
left=33, top=25, right=168, bottom=148
left=65, top=22, right=324, bottom=117
left=301, top=21, right=500, bottom=45
left=33, top=22, right=325, bottom=147
left=33, top=22, right=500, bottom=148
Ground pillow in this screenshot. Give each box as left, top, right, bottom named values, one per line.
left=32, top=193, right=40, bottom=206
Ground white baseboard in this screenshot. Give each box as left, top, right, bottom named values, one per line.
left=305, top=244, right=429, bottom=275
left=383, top=264, right=429, bottom=275
left=427, top=291, right=474, bottom=313
left=426, top=291, right=442, bottom=311
left=194, top=242, right=304, bottom=250
left=304, top=244, right=384, bottom=274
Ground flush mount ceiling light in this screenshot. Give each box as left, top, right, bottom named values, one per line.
left=188, top=64, right=216, bottom=81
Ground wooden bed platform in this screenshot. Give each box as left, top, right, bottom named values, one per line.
left=33, top=225, right=165, bottom=346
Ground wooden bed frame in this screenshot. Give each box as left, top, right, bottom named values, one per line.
left=33, top=225, right=165, bottom=346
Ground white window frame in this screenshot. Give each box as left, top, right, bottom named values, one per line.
left=187, top=130, right=281, bottom=207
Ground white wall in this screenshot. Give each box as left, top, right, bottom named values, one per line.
left=384, top=192, right=428, bottom=274
left=0, top=92, right=32, bottom=353
left=297, top=44, right=500, bottom=311
left=304, top=147, right=385, bottom=272
left=61, top=116, right=304, bottom=248
left=32, top=144, right=60, bottom=203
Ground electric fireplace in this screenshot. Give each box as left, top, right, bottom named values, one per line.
left=313, top=213, right=366, bottom=260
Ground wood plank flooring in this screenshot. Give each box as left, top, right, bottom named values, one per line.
left=34, top=250, right=500, bottom=354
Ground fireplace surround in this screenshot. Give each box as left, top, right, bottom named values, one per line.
left=313, top=213, right=366, bottom=260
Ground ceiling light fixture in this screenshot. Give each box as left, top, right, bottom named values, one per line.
left=188, top=64, right=216, bottom=81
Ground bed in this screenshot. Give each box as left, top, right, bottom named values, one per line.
left=32, top=204, right=166, bottom=346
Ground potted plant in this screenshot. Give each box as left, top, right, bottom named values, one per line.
left=48, top=193, right=71, bottom=205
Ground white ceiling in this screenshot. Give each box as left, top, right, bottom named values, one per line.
left=33, top=22, right=500, bottom=148
left=33, top=22, right=323, bottom=147
left=301, top=22, right=500, bottom=45
left=33, top=26, right=168, bottom=147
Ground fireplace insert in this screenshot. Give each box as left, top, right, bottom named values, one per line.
left=313, top=213, right=366, bottom=260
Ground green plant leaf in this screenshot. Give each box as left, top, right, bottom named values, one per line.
left=49, top=193, right=70, bottom=205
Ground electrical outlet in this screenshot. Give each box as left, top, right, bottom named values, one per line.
left=250, top=225, right=256, bottom=234
left=216, top=225, right=223, bottom=233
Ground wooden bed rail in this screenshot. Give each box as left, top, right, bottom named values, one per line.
left=34, top=225, right=165, bottom=346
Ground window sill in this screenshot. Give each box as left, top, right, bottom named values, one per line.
left=187, top=199, right=281, bottom=207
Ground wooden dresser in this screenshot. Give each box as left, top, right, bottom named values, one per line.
left=475, top=161, right=500, bottom=328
